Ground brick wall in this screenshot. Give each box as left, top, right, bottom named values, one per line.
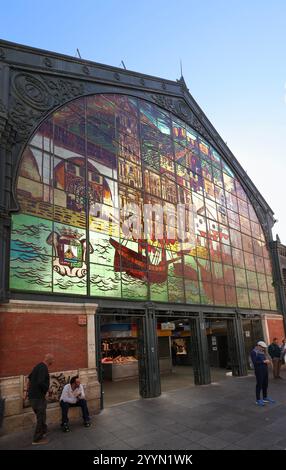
left=0, top=312, right=88, bottom=377
left=267, top=318, right=285, bottom=343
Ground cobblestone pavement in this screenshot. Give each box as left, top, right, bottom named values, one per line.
left=1, top=371, right=286, bottom=450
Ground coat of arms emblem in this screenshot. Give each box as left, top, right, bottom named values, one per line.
left=46, top=228, right=94, bottom=278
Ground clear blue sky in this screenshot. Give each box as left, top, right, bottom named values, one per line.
left=2, top=0, right=286, bottom=242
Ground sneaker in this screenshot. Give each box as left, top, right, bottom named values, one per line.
left=61, top=423, right=70, bottom=433
left=263, top=397, right=275, bottom=403
left=256, top=399, right=265, bottom=406
left=32, top=438, right=49, bottom=445
left=84, top=421, right=91, bottom=428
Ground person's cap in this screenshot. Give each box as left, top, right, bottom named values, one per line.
left=257, top=341, right=267, bottom=348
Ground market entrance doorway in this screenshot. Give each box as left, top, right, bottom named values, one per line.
left=157, top=317, right=195, bottom=392
left=207, top=320, right=229, bottom=370
left=242, top=318, right=264, bottom=369
left=158, top=316, right=229, bottom=391
left=96, top=313, right=141, bottom=407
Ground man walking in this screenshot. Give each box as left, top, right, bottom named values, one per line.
left=251, top=341, right=275, bottom=406
left=25, top=353, right=54, bottom=445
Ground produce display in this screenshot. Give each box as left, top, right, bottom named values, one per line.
left=101, top=355, right=138, bottom=364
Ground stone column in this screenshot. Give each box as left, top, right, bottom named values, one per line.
left=85, top=304, right=97, bottom=369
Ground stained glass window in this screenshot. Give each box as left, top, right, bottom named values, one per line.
left=10, top=94, right=277, bottom=310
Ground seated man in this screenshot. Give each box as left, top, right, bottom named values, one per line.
left=60, top=375, right=91, bottom=432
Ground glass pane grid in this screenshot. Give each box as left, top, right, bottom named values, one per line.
left=10, top=94, right=276, bottom=310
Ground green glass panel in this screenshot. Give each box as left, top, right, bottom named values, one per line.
left=198, top=138, right=210, bottom=161
left=53, top=271, right=86, bottom=295
left=242, top=234, right=253, bottom=253
left=257, top=273, right=267, bottom=291
left=266, top=275, right=275, bottom=293
left=249, top=290, right=261, bottom=309
left=232, top=248, right=245, bottom=268
left=236, top=288, right=250, bottom=308
left=225, top=285, right=237, bottom=307
left=223, top=173, right=236, bottom=193
left=196, top=258, right=212, bottom=287
left=223, top=264, right=235, bottom=285
left=222, top=161, right=235, bottom=177
left=269, top=293, right=277, bottom=311
left=210, top=149, right=221, bottom=169
left=89, top=232, right=118, bottom=266
left=10, top=214, right=53, bottom=292
left=183, top=255, right=199, bottom=281
left=230, top=228, right=242, bottom=249
left=260, top=291, right=270, bottom=310
left=235, top=180, right=247, bottom=202
left=213, top=284, right=226, bottom=306
left=264, top=257, right=272, bottom=275
left=157, top=110, right=171, bottom=136
left=168, top=276, right=185, bottom=303
left=212, top=166, right=223, bottom=187
left=150, top=281, right=168, bottom=302
left=201, top=159, right=213, bottom=181
left=172, top=118, right=187, bottom=147
left=234, top=267, right=247, bottom=288
left=211, top=262, right=224, bottom=284
left=199, top=281, right=214, bottom=305
left=122, top=271, right=147, bottom=300
left=10, top=251, right=52, bottom=292
left=11, top=213, right=53, bottom=257
left=246, top=270, right=258, bottom=290
left=186, top=127, right=198, bottom=152
left=90, top=264, right=121, bottom=298
left=185, top=279, right=200, bottom=303
left=244, top=251, right=256, bottom=271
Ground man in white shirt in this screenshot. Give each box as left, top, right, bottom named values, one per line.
left=60, top=375, right=91, bottom=432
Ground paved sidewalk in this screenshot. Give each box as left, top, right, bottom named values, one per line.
left=1, top=372, right=286, bottom=450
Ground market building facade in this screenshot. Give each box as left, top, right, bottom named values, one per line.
left=0, top=40, right=285, bottom=433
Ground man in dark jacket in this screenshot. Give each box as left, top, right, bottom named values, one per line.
left=25, top=353, right=54, bottom=445
left=268, top=338, right=282, bottom=379
left=251, top=341, right=275, bottom=406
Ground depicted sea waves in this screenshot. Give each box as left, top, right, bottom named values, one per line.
left=10, top=221, right=53, bottom=290
left=54, top=276, right=86, bottom=293
left=90, top=270, right=121, bottom=294
left=10, top=245, right=53, bottom=290
left=11, top=240, right=50, bottom=261
left=90, top=237, right=114, bottom=265
left=12, top=222, right=50, bottom=237
left=10, top=217, right=206, bottom=300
